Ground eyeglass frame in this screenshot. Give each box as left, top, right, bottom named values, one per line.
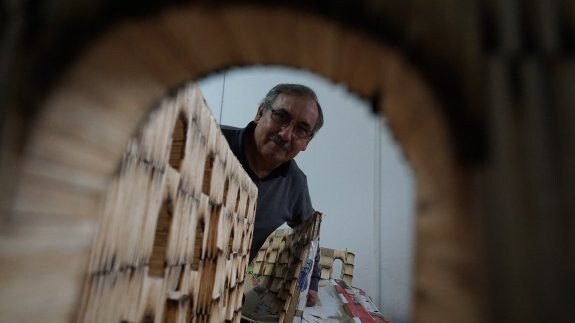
left=265, top=106, right=316, bottom=140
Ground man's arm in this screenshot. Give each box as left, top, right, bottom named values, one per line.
left=309, top=246, right=321, bottom=291
left=306, top=248, right=322, bottom=306
left=289, top=172, right=321, bottom=306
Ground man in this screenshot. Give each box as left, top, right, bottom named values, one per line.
left=220, top=83, right=324, bottom=306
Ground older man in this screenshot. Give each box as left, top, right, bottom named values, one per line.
left=221, top=83, right=324, bottom=306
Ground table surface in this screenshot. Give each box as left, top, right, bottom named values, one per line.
left=302, top=279, right=388, bottom=322
left=242, top=278, right=388, bottom=322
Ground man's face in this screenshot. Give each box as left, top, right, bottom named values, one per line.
left=252, top=93, right=319, bottom=166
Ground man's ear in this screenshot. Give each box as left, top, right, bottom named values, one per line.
left=254, top=104, right=265, bottom=123
left=300, top=140, right=310, bottom=151
left=300, top=133, right=316, bottom=151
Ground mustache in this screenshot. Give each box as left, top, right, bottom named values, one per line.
left=269, top=134, right=290, bottom=150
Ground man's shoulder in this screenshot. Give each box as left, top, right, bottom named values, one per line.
left=219, top=124, right=240, bottom=143
left=219, top=124, right=240, bottom=135
left=286, top=159, right=308, bottom=183
left=219, top=124, right=240, bottom=131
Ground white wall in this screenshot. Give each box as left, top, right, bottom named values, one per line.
left=198, top=66, right=414, bottom=322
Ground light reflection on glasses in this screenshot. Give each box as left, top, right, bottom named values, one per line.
left=269, top=108, right=313, bottom=139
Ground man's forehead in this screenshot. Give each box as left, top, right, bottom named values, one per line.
left=272, top=93, right=317, bottom=109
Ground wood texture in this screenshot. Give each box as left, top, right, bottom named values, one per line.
left=3, top=1, right=573, bottom=322
left=246, top=212, right=322, bottom=323
left=318, top=247, right=355, bottom=285
left=0, top=6, right=468, bottom=322
left=77, top=84, right=257, bottom=323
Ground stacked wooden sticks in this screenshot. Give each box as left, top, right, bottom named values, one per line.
left=250, top=212, right=322, bottom=322
left=318, top=247, right=355, bottom=285
left=78, top=84, right=258, bottom=323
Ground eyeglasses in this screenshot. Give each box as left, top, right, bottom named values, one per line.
left=269, top=108, right=313, bottom=139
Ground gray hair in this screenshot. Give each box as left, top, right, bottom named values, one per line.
left=260, top=83, right=324, bottom=137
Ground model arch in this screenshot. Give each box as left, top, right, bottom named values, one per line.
left=8, top=4, right=475, bottom=322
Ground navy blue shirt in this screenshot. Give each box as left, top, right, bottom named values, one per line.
left=221, top=122, right=320, bottom=290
